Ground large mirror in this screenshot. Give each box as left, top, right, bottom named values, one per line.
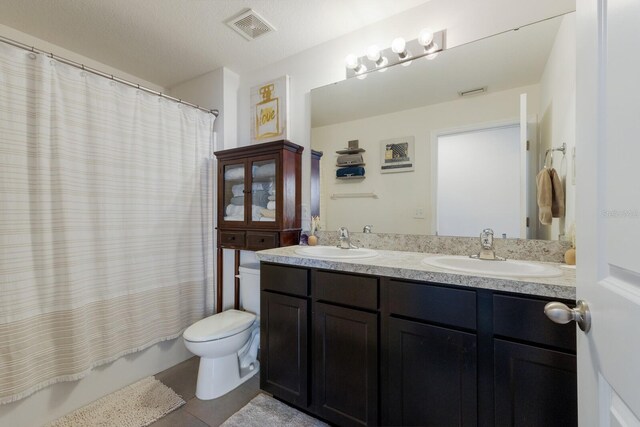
left=311, top=12, right=575, bottom=240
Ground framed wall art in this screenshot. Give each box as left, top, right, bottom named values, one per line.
left=250, top=75, right=290, bottom=144
left=380, top=136, right=415, bottom=173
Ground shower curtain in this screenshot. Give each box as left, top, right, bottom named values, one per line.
left=0, top=42, right=215, bottom=403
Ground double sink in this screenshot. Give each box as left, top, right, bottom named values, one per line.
left=294, top=245, right=562, bottom=278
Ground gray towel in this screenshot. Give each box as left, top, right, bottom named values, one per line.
left=230, top=196, right=244, bottom=206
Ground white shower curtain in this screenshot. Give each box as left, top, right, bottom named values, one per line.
left=0, top=42, right=215, bottom=403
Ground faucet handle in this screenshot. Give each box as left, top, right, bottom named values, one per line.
left=338, top=227, right=350, bottom=238
left=480, top=228, right=494, bottom=249
left=363, top=225, right=373, bottom=233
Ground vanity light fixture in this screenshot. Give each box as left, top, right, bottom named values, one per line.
left=366, top=45, right=389, bottom=71
left=345, top=28, right=446, bottom=78
left=345, top=53, right=368, bottom=79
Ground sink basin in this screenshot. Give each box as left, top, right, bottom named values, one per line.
left=295, top=246, right=378, bottom=260
left=422, top=255, right=562, bottom=278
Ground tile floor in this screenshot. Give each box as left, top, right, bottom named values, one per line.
left=150, top=357, right=261, bottom=427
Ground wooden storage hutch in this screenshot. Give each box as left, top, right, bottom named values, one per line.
left=214, top=140, right=303, bottom=312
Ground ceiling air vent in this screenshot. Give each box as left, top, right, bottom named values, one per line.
left=226, top=9, right=276, bottom=41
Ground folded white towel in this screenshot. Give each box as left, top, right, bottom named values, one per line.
left=224, top=167, right=244, bottom=180
left=226, top=204, right=243, bottom=217
left=252, top=205, right=263, bottom=221
left=260, top=208, right=276, bottom=218
left=231, top=184, right=244, bottom=197
left=224, top=215, right=243, bottom=221
left=254, top=163, right=276, bottom=178
left=267, top=201, right=276, bottom=210
left=268, top=195, right=276, bottom=201
left=259, top=217, right=275, bottom=222
left=252, top=183, right=263, bottom=191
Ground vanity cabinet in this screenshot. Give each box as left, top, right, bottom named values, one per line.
left=259, top=263, right=577, bottom=427
left=260, top=264, right=310, bottom=407
left=313, top=271, right=379, bottom=427
left=383, top=279, right=478, bottom=426
left=492, top=294, right=577, bottom=427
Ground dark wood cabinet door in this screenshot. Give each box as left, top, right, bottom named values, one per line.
left=387, top=317, right=478, bottom=427
left=494, top=339, right=577, bottom=427
left=260, top=291, right=309, bottom=407
left=314, top=302, right=378, bottom=427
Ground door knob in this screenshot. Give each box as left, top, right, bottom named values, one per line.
left=544, top=300, right=591, bottom=332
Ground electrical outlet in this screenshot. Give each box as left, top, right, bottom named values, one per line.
left=414, top=207, right=426, bottom=219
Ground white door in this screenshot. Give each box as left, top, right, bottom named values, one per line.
left=520, top=93, right=539, bottom=240
left=572, top=0, right=640, bottom=425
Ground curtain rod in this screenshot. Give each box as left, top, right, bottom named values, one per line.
left=0, top=34, right=219, bottom=117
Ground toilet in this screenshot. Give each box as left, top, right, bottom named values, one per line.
left=183, top=264, right=261, bottom=400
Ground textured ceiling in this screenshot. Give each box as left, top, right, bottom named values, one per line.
left=0, top=0, right=431, bottom=88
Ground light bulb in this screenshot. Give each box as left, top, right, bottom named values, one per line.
left=391, top=37, right=406, bottom=54
left=355, top=64, right=368, bottom=76
left=425, top=42, right=439, bottom=54
left=418, top=29, right=434, bottom=47
left=345, top=54, right=359, bottom=70
left=366, top=45, right=381, bottom=62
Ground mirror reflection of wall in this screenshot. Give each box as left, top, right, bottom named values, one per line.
left=311, top=12, right=575, bottom=241
left=436, top=125, right=521, bottom=238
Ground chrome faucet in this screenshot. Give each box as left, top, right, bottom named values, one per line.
left=337, top=227, right=358, bottom=249
left=471, top=228, right=505, bottom=261
left=363, top=225, right=373, bottom=233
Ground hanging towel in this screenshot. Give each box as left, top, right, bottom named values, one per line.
left=550, top=168, right=565, bottom=218
left=537, top=169, right=552, bottom=225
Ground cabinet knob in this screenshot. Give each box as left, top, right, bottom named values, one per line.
left=260, top=238, right=265, bottom=242
left=544, top=300, right=591, bottom=332
left=230, top=236, right=235, bottom=240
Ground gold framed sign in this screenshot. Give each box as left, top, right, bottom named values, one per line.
left=251, top=75, right=289, bottom=143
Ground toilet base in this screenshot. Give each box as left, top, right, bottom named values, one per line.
left=195, top=354, right=260, bottom=400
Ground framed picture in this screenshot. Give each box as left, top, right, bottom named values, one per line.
left=250, top=75, right=290, bottom=144
left=380, top=136, right=415, bottom=173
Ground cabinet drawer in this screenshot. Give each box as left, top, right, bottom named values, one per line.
left=315, top=271, right=378, bottom=310
left=261, top=264, right=309, bottom=296
left=387, top=280, right=476, bottom=330
left=219, top=230, right=245, bottom=248
left=493, top=294, right=576, bottom=352
left=247, top=232, right=278, bottom=250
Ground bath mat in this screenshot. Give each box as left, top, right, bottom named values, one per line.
left=221, top=393, right=328, bottom=427
left=45, top=376, right=185, bottom=427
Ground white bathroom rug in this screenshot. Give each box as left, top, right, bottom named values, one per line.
left=45, top=376, right=185, bottom=427
left=221, top=393, right=328, bottom=427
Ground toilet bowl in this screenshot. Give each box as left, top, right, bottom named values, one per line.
left=183, top=309, right=260, bottom=400
left=183, top=264, right=262, bottom=400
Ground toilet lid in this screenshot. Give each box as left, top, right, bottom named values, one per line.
left=183, top=309, right=256, bottom=342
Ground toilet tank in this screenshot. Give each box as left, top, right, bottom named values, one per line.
left=238, top=263, right=261, bottom=315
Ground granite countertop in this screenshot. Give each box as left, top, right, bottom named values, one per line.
left=255, top=245, right=576, bottom=300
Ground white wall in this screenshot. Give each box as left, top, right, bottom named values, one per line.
left=538, top=14, right=576, bottom=240
left=0, top=25, right=193, bottom=427
left=0, top=23, right=163, bottom=92
left=236, top=0, right=576, bottom=231
left=169, top=67, right=239, bottom=152
left=312, top=84, right=539, bottom=235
